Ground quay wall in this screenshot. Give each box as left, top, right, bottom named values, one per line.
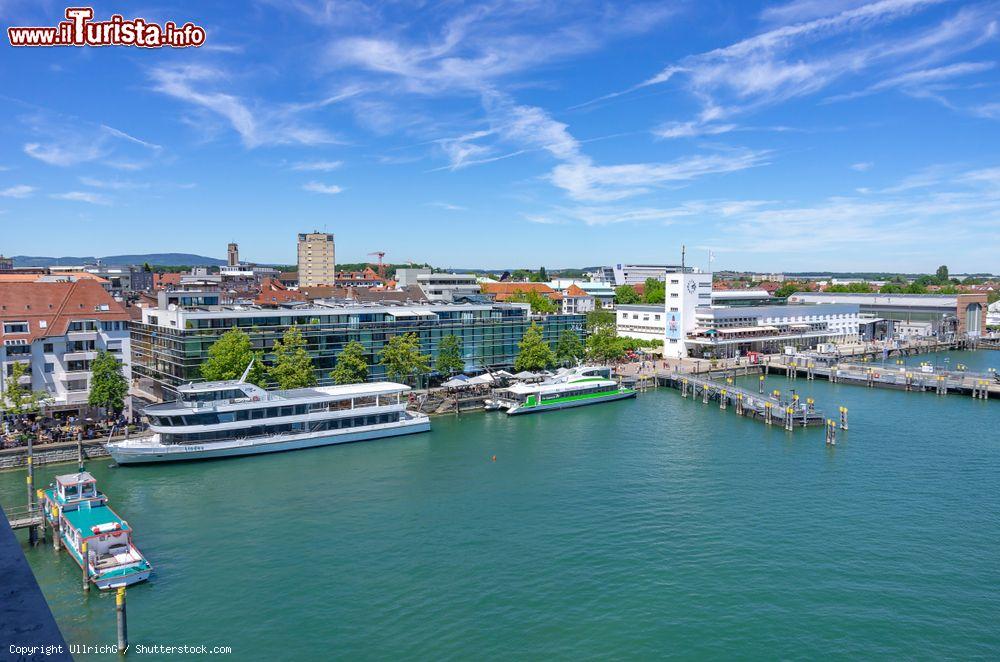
left=0, top=439, right=111, bottom=471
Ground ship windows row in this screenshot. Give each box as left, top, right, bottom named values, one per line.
left=149, top=400, right=378, bottom=427
left=160, top=412, right=402, bottom=444
left=540, top=384, right=619, bottom=401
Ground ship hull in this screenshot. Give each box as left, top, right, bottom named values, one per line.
left=108, top=416, right=430, bottom=464
left=506, top=390, right=636, bottom=415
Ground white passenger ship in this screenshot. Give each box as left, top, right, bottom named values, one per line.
left=108, top=377, right=430, bottom=464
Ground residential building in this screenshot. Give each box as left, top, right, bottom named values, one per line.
left=277, top=271, right=299, bottom=289
left=334, top=268, right=384, bottom=289
left=413, top=272, right=481, bottom=302
left=297, top=232, right=336, bottom=287
left=560, top=284, right=597, bottom=314
left=0, top=280, right=131, bottom=415
left=130, top=302, right=585, bottom=400
left=49, top=264, right=153, bottom=299
left=546, top=279, right=616, bottom=309
left=394, top=268, right=430, bottom=288
left=220, top=264, right=280, bottom=282
left=254, top=278, right=307, bottom=306
left=788, top=292, right=989, bottom=338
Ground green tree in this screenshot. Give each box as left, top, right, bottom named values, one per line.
left=514, top=322, right=556, bottom=371
left=535, top=266, right=548, bottom=282
left=380, top=333, right=431, bottom=385
left=554, top=329, right=585, bottom=366
left=585, top=326, right=627, bottom=363
left=509, top=289, right=558, bottom=314
left=774, top=283, right=798, bottom=298
left=615, top=284, right=641, bottom=304
left=880, top=284, right=904, bottom=293
left=935, top=265, right=949, bottom=284
left=585, top=305, right=615, bottom=332
left=436, top=334, right=465, bottom=375
left=201, top=329, right=267, bottom=385
left=1, top=361, right=49, bottom=416
left=330, top=340, right=369, bottom=385
left=905, top=282, right=928, bottom=294
left=268, top=326, right=317, bottom=389
left=88, top=350, right=128, bottom=413
left=642, top=277, right=665, bottom=304
left=511, top=269, right=532, bottom=282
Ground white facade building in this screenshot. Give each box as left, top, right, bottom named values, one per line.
left=663, top=270, right=714, bottom=358
left=413, top=273, right=481, bottom=302
left=0, top=280, right=131, bottom=415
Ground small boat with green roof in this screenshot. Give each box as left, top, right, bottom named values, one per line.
left=42, top=472, right=151, bottom=590
left=489, top=366, right=636, bottom=415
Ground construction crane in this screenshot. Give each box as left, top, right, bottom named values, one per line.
left=368, top=251, right=386, bottom=280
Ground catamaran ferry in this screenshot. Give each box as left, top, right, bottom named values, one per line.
left=487, top=366, right=636, bottom=415
left=42, top=472, right=152, bottom=590
left=107, top=378, right=430, bottom=464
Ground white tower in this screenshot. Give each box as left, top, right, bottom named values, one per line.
left=663, top=250, right=713, bottom=359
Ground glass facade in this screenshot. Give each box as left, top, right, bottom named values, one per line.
left=131, top=304, right=584, bottom=400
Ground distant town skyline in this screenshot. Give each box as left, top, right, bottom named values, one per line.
left=1, top=0, right=999, bottom=271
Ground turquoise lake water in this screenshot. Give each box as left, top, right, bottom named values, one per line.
left=2, top=350, right=998, bottom=659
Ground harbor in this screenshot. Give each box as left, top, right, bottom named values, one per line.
left=3, top=349, right=998, bottom=659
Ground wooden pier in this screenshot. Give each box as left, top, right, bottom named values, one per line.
left=765, top=355, right=999, bottom=399
left=655, top=371, right=828, bottom=429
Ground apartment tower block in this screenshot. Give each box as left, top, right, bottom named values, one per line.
left=297, top=232, right=336, bottom=287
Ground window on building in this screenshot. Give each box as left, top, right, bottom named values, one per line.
left=43, top=343, right=54, bottom=353
left=3, top=321, right=29, bottom=334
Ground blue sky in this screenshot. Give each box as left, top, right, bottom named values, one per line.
left=1, top=0, right=999, bottom=272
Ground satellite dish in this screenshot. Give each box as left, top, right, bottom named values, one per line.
left=167, top=303, right=177, bottom=311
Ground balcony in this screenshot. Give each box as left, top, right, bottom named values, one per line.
left=63, top=350, right=97, bottom=361
left=67, top=330, right=99, bottom=341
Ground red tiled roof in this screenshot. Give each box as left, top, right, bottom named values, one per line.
left=481, top=282, right=562, bottom=301
left=254, top=278, right=307, bottom=305
left=0, top=280, right=129, bottom=342
left=564, top=284, right=589, bottom=297
left=153, top=273, right=182, bottom=289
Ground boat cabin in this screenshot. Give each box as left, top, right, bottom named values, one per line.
left=54, top=472, right=101, bottom=505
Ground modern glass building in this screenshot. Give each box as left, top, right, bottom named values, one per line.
left=131, top=301, right=585, bottom=401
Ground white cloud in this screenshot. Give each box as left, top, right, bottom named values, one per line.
left=24, top=141, right=104, bottom=167
left=302, top=181, right=343, bottom=195
left=149, top=65, right=344, bottom=148
left=850, top=161, right=874, bottom=171
left=0, top=184, right=36, bottom=198
left=427, top=201, right=467, bottom=211
left=50, top=191, right=111, bottom=205
left=826, top=61, right=996, bottom=102
left=23, top=122, right=161, bottom=168
left=78, top=176, right=149, bottom=190
left=549, top=149, right=771, bottom=202
left=590, top=1, right=997, bottom=134
left=291, top=160, right=343, bottom=172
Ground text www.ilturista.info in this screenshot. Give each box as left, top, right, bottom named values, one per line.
left=8, top=7, right=205, bottom=48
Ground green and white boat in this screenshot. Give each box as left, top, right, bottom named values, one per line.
left=489, top=366, right=636, bottom=415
